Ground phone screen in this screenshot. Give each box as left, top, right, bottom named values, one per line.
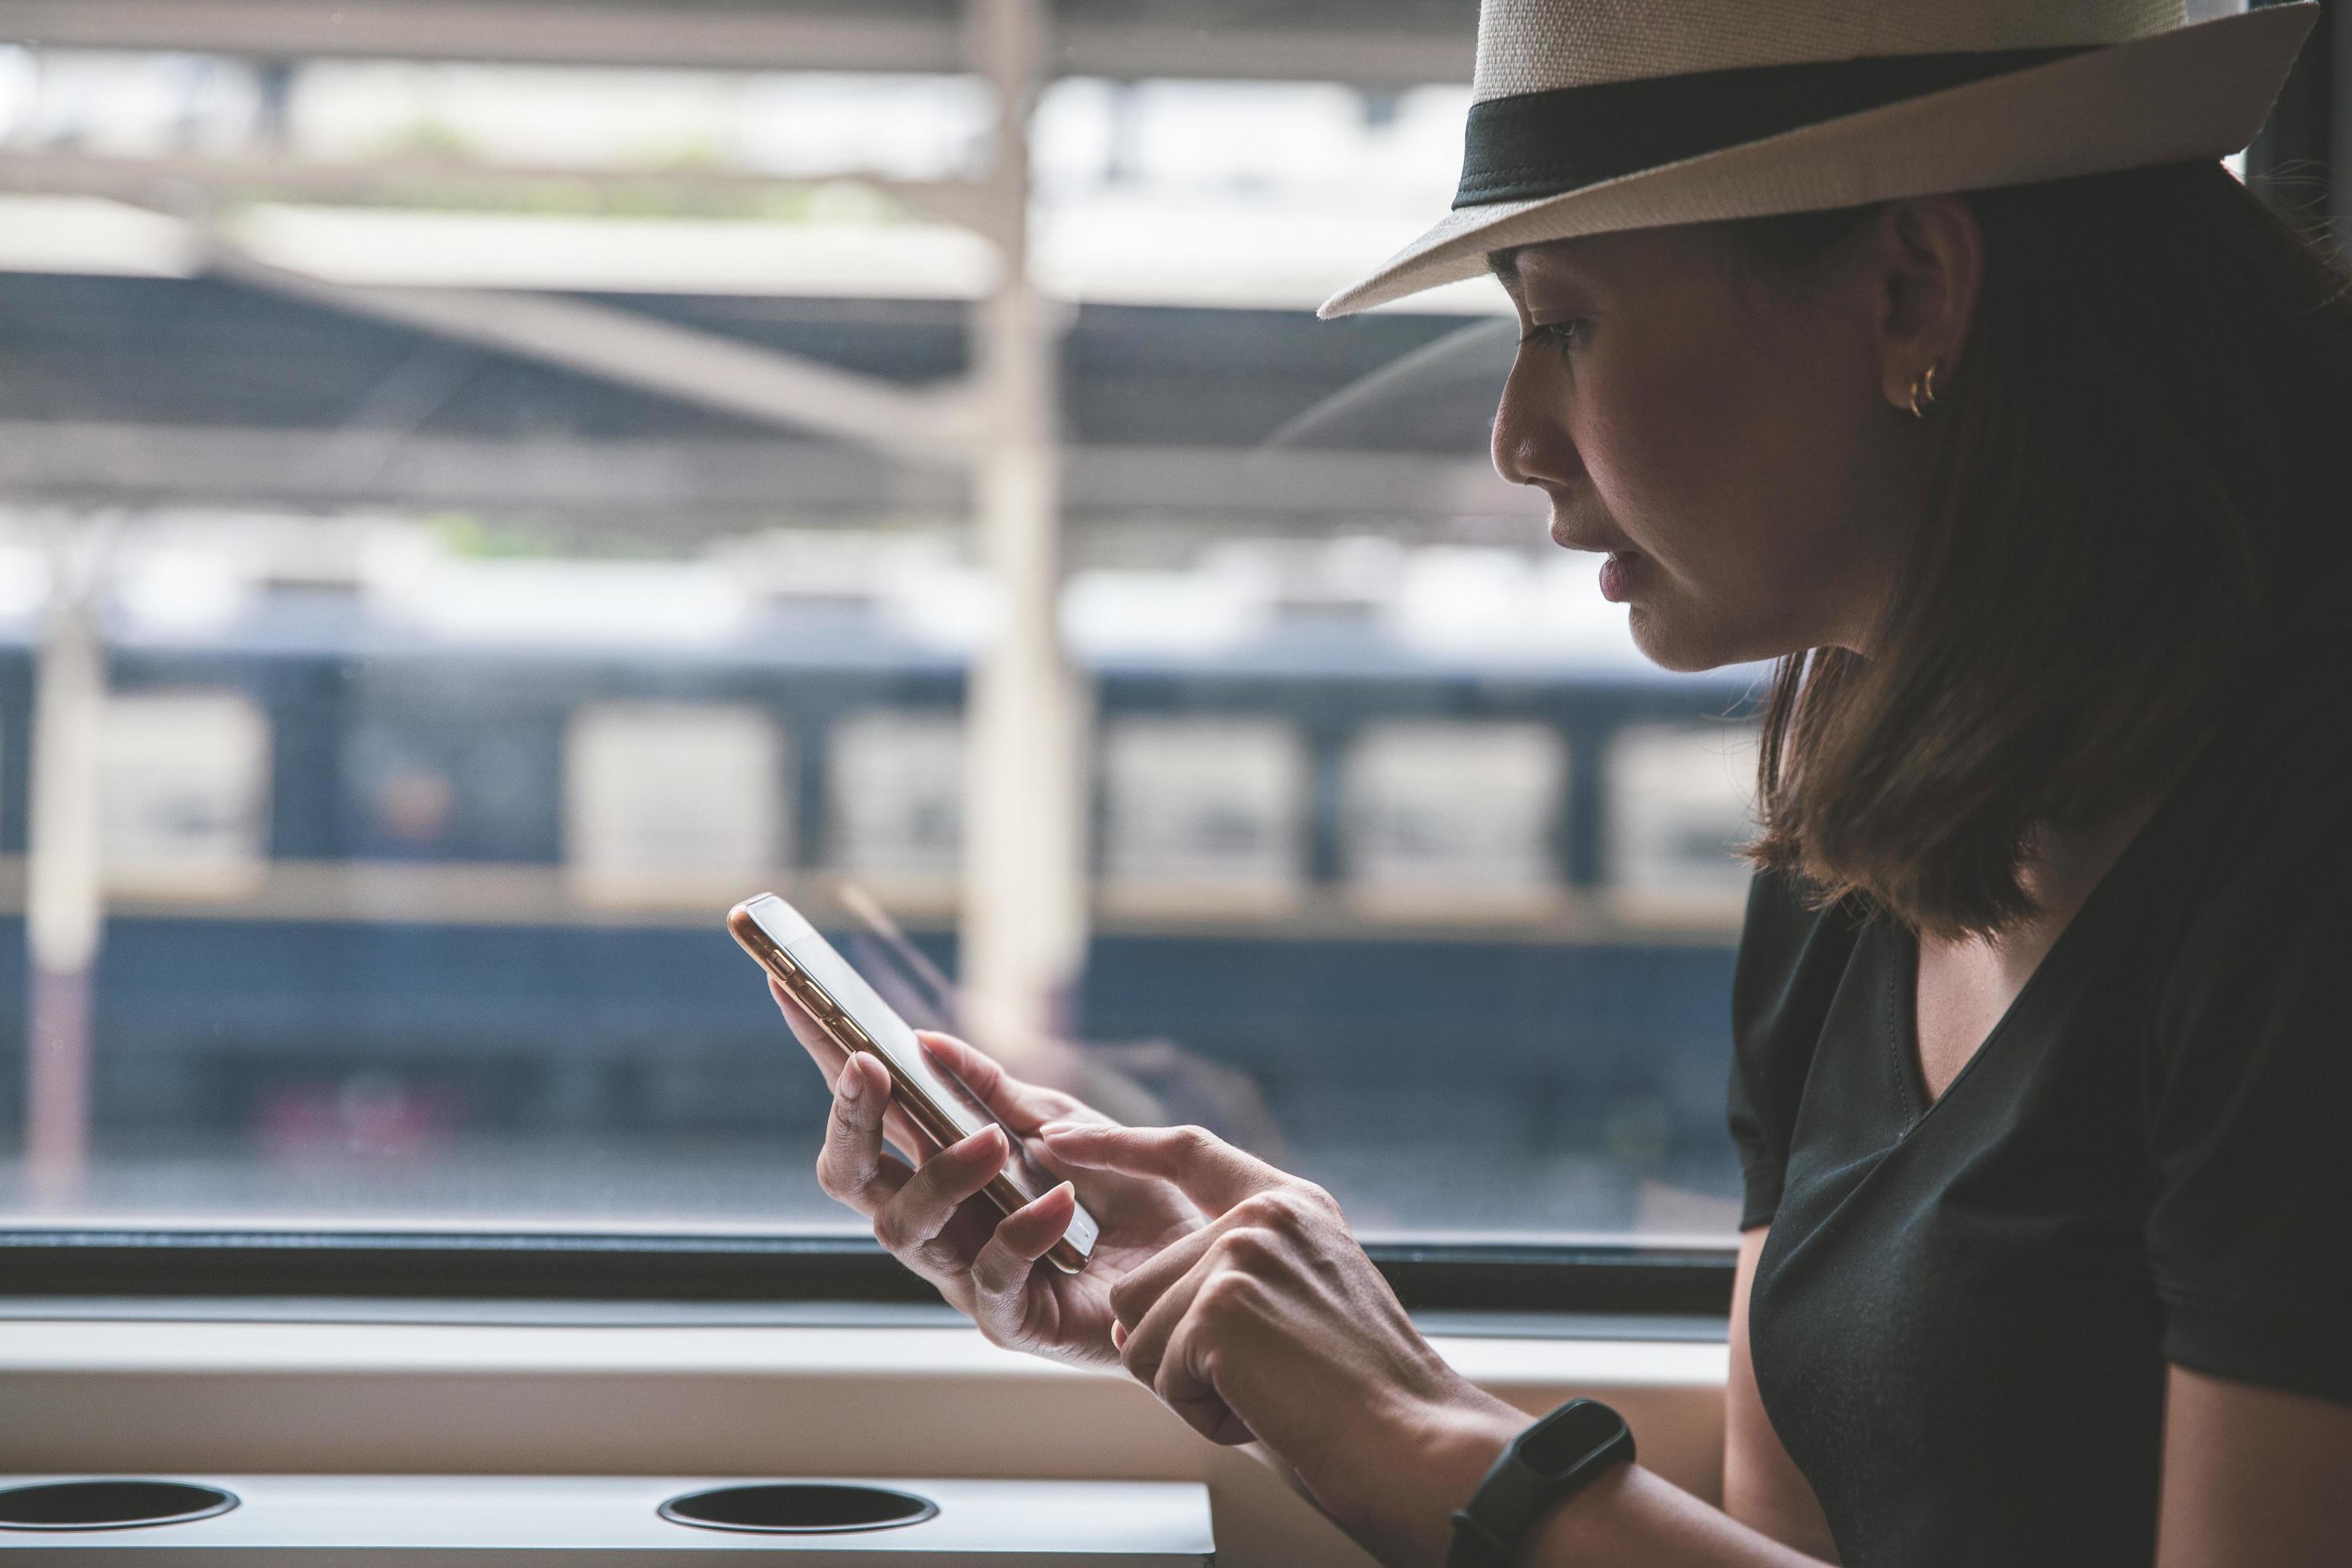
left=742, top=895, right=1087, bottom=1243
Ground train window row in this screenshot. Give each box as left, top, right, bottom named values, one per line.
left=79, top=692, right=1762, bottom=909
left=99, top=691, right=274, bottom=890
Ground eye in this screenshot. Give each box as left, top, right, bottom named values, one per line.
left=1518, top=318, right=1588, bottom=359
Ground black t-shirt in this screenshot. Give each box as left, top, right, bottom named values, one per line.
left=1728, top=620, right=2351, bottom=1566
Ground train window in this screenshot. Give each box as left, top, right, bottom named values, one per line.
left=0, top=20, right=1794, bottom=1262
left=1100, top=716, right=1308, bottom=913
left=1341, top=720, right=1565, bottom=913
left=1605, top=722, right=1761, bottom=912
left=100, top=690, right=271, bottom=894
left=826, top=710, right=963, bottom=892
left=563, top=702, right=788, bottom=899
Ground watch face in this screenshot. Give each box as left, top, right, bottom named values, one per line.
left=1520, top=1399, right=1630, bottom=1478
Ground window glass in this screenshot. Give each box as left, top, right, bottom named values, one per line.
left=101, top=691, right=271, bottom=894
left=564, top=702, right=787, bottom=901
left=1606, top=722, right=1761, bottom=914
left=1342, top=720, right=1565, bottom=915
left=0, top=13, right=1766, bottom=1244
left=340, top=704, right=552, bottom=863
left=1100, top=716, right=1308, bottom=913
left=826, top=710, right=963, bottom=894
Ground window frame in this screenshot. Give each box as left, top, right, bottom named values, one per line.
left=0, top=1228, right=1735, bottom=1322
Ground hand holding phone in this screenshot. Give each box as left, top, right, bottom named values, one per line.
left=732, top=893, right=1100, bottom=1272
left=734, top=893, right=1210, bottom=1365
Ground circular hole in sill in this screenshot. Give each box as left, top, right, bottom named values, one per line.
left=0, top=1479, right=241, bottom=1532
left=659, top=1482, right=938, bottom=1534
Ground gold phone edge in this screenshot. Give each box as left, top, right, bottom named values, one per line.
left=730, top=901, right=1091, bottom=1275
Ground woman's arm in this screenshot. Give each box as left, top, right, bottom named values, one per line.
left=1722, top=1228, right=1839, bottom=1560
left=2155, top=1366, right=2352, bottom=1566
left=1515, top=1236, right=1842, bottom=1568
left=1226, top=1240, right=1846, bottom=1568
left=1079, top=1153, right=2352, bottom=1568
left=1040, top=1120, right=1837, bottom=1568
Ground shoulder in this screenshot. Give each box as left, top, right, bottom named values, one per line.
left=1730, top=869, right=1874, bottom=1140
left=1733, top=869, right=1872, bottom=1047
left=2135, top=616, right=2352, bottom=1402
left=2150, top=611, right=2352, bottom=978
left=2130, top=605, right=2352, bottom=1098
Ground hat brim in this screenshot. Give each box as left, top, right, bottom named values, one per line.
left=1319, top=3, right=2318, bottom=319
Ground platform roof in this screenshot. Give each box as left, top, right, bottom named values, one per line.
left=0, top=274, right=1523, bottom=530
left=3, top=0, right=1480, bottom=87
left=0, top=0, right=1528, bottom=534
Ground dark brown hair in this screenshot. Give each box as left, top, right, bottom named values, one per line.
left=1730, top=162, right=2352, bottom=938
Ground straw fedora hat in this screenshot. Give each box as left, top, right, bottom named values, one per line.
left=1319, top=0, right=2318, bottom=318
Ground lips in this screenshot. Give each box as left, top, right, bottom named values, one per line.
left=1545, top=516, right=1646, bottom=599
left=1598, top=550, right=1643, bottom=603
left=1548, top=515, right=1634, bottom=557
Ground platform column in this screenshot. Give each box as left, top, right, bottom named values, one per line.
left=958, top=0, right=1090, bottom=1050
left=23, top=517, right=107, bottom=1206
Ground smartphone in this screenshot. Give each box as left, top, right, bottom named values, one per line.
left=728, top=892, right=1098, bottom=1274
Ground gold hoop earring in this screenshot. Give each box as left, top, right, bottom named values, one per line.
left=1908, top=358, right=1945, bottom=420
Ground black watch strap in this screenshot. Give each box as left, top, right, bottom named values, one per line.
left=1446, top=1398, right=1635, bottom=1568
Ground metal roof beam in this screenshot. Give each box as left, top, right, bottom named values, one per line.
left=192, top=241, right=982, bottom=464
left=0, top=422, right=1529, bottom=527
left=0, top=0, right=1474, bottom=85
left=0, top=151, right=1010, bottom=246
left=0, top=2, right=968, bottom=74
left=1055, top=19, right=1470, bottom=88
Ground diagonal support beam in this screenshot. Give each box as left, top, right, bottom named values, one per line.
left=0, top=156, right=1001, bottom=458
left=198, top=241, right=983, bottom=464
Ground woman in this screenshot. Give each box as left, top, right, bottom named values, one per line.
left=778, top=2, right=2352, bottom=1562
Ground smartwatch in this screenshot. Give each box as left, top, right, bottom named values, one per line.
left=1446, top=1398, right=1635, bottom=1568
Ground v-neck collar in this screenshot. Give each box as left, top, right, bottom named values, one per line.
left=1880, top=608, right=2352, bottom=1136
left=1880, top=741, right=2226, bottom=1136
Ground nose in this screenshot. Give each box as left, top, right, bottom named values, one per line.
left=1490, top=350, right=1569, bottom=492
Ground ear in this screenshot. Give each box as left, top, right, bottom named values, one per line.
left=1869, top=195, right=1985, bottom=413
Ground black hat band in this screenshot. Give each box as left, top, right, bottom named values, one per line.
left=1454, top=46, right=2092, bottom=209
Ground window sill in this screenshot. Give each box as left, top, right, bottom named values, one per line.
left=0, top=1310, right=1727, bottom=1384
left=0, top=1294, right=1729, bottom=1342
left=0, top=1313, right=1729, bottom=1567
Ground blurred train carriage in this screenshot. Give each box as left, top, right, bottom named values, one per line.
left=0, top=542, right=1761, bottom=1230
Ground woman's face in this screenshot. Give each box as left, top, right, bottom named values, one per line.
left=1491, top=221, right=1928, bottom=672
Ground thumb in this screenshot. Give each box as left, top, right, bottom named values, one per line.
left=1036, top=1122, right=1282, bottom=1218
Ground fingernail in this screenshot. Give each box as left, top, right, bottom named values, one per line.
left=956, top=1125, right=1004, bottom=1158
left=1038, top=1121, right=1079, bottom=1139
left=838, top=1062, right=864, bottom=1102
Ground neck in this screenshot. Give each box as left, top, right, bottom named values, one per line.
left=1991, top=784, right=2173, bottom=950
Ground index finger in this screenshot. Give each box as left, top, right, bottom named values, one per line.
left=770, top=978, right=846, bottom=1071
left=771, top=978, right=930, bottom=1162
left=1036, top=1122, right=1284, bottom=1217
left=917, top=1030, right=1090, bottom=1135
